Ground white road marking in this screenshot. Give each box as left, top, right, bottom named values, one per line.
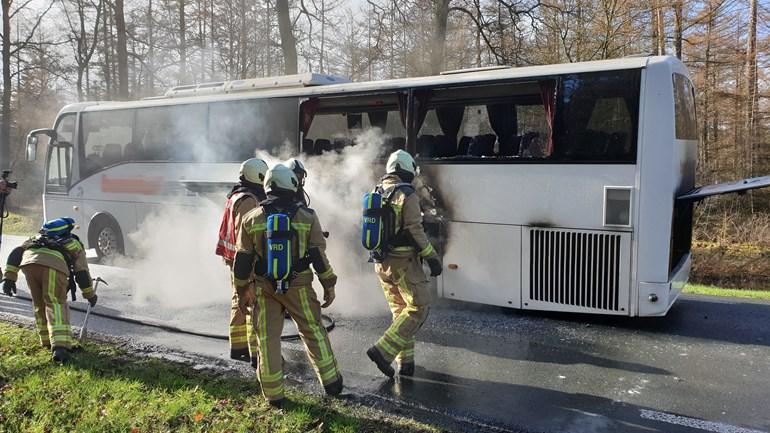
left=640, top=409, right=767, bottom=433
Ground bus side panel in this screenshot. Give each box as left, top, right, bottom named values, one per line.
left=635, top=59, right=678, bottom=316
left=442, top=222, right=522, bottom=308
left=43, top=196, right=82, bottom=236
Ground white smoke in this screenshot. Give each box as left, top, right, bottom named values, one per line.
left=118, top=203, right=231, bottom=309
left=117, top=128, right=394, bottom=317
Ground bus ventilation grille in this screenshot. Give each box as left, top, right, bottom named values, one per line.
left=529, top=229, right=623, bottom=311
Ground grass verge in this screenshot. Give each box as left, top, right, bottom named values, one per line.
left=0, top=322, right=440, bottom=433
left=1, top=211, right=37, bottom=236
left=684, top=284, right=770, bottom=301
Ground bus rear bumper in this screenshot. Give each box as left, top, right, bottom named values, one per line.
left=637, top=253, right=691, bottom=317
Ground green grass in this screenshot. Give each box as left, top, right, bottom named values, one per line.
left=684, top=284, right=770, bottom=301
left=2, top=211, right=38, bottom=235
left=0, top=322, right=440, bottom=433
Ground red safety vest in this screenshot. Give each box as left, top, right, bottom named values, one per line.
left=215, top=191, right=257, bottom=262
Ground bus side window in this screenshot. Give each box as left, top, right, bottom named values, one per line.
left=673, top=74, right=697, bottom=140
left=80, top=110, right=134, bottom=177
left=555, top=71, right=639, bottom=162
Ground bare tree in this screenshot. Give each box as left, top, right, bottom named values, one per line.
left=61, top=0, right=104, bottom=100
left=1, top=0, right=54, bottom=169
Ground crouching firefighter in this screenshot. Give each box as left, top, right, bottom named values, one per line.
left=232, top=164, right=342, bottom=407
left=361, top=150, right=442, bottom=378
left=216, top=158, right=268, bottom=367
left=1, top=218, right=98, bottom=363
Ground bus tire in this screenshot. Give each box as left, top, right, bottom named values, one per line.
left=89, top=216, right=125, bottom=260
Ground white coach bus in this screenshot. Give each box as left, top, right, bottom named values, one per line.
left=25, top=56, right=769, bottom=316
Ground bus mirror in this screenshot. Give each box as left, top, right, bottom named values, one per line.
left=25, top=128, right=57, bottom=161
left=25, top=135, right=38, bottom=161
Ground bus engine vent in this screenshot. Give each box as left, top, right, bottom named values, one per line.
left=524, top=228, right=630, bottom=314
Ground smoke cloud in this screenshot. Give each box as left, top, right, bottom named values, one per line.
left=118, top=203, right=231, bottom=309
left=118, top=127, right=395, bottom=317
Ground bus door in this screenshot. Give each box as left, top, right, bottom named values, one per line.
left=676, top=176, right=770, bottom=202
left=44, top=114, right=85, bottom=237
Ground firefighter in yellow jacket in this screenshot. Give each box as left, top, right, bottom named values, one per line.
left=2, top=217, right=97, bottom=363
left=366, top=150, right=442, bottom=378
left=216, top=158, right=268, bottom=366
left=233, top=164, right=342, bottom=407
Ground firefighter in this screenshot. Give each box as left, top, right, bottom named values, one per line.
left=286, top=158, right=308, bottom=206
left=366, top=150, right=442, bottom=378
left=216, top=158, right=268, bottom=367
left=1, top=217, right=97, bottom=363
left=233, top=164, right=342, bottom=407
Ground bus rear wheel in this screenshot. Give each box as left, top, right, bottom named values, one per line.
left=91, top=218, right=124, bottom=260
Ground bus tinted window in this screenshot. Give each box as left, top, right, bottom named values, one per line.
left=415, top=70, right=639, bottom=163
left=135, top=104, right=208, bottom=161
left=673, top=73, right=697, bottom=140
left=209, top=98, right=298, bottom=161
left=80, top=110, right=134, bottom=177
left=56, top=114, right=76, bottom=144
left=554, top=70, right=639, bottom=162
left=304, top=93, right=405, bottom=156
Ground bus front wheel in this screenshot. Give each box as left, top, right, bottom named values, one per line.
left=90, top=217, right=125, bottom=260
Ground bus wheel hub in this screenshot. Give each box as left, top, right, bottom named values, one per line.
left=98, top=227, right=118, bottom=257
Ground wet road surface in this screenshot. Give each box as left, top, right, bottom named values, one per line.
left=2, top=236, right=769, bottom=433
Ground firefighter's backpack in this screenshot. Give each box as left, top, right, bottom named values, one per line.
left=361, top=183, right=414, bottom=251
left=266, top=212, right=294, bottom=293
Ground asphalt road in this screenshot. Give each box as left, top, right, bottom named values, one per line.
left=1, top=235, right=769, bottom=433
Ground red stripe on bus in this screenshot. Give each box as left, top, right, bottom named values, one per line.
left=100, top=175, right=163, bottom=195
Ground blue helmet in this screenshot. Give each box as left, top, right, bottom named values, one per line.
left=41, top=217, right=76, bottom=238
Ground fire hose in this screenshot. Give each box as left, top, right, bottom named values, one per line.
left=11, top=293, right=335, bottom=342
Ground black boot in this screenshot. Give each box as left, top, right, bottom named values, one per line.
left=268, top=398, right=284, bottom=409
left=230, top=348, right=250, bottom=362
left=324, top=375, right=343, bottom=396
left=366, top=346, right=394, bottom=378
left=52, top=347, right=71, bottom=363
left=398, top=362, right=415, bottom=377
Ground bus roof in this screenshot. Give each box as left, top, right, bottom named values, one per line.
left=62, top=56, right=671, bottom=115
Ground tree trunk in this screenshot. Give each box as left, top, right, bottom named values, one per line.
left=114, top=0, right=129, bottom=99
left=276, top=0, right=297, bottom=74
left=430, top=0, right=450, bottom=75
left=178, top=0, right=187, bottom=83
left=744, top=0, right=757, bottom=178
left=655, top=0, right=665, bottom=55
left=1, top=0, right=11, bottom=170
left=673, top=1, right=682, bottom=59
left=701, top=0, right=713, bottom=175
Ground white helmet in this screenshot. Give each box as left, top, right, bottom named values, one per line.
left=386, top=150, right=417, bottom=176
left=286, top=159, right=307, bottom=185
left=240, top=158, right=268, bottom=185
left=264, top=164, right=299, bottom=193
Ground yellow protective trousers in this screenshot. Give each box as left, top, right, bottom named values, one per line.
left=252, top=282, right=340, bottom=402
left=228, top=266, right=258, bottom=357
left=22, top=264, right=74, bottom=349
left=374, top=255, right=432, bottom=365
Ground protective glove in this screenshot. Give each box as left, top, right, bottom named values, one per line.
left=321, top=287, right=335, bottom=308
left=87, top=294, right=98, bottom=307
left=237, top=285, right=256, bottom=313
left=427, top=257, right=443, bottom=277
left=319, top=275, right=337, bottom=308
left=2, top=279, right=16, bottom=296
